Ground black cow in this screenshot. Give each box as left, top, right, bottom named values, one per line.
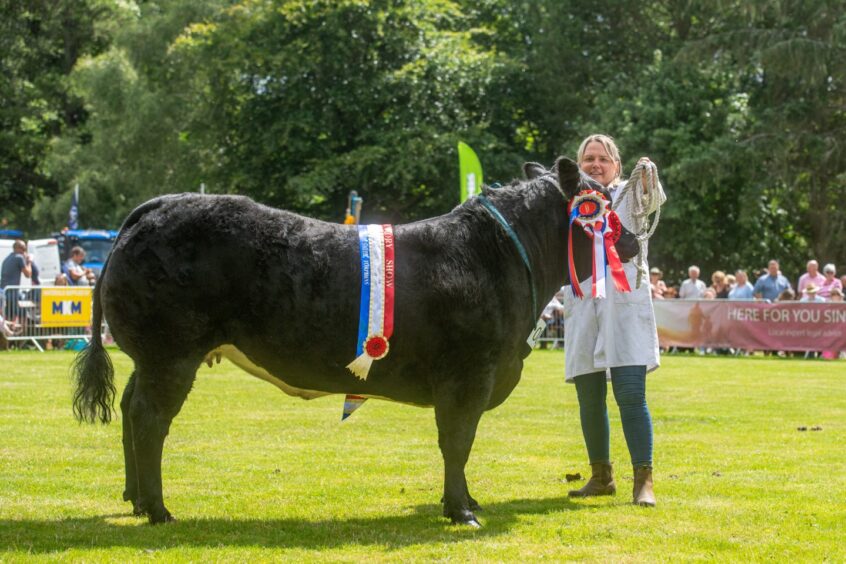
left=73, top=157, right=638, bottom=527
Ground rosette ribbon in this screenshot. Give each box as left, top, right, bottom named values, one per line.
left=567, top=190, right=630, bottom=299
left=347, top=224, right=396, bottom=380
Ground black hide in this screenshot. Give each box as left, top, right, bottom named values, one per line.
left=72, top=158, right=638, bottom=526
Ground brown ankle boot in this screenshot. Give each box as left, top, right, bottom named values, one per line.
left=633, top=465, right=656, bottom=507
left=568, top=462, right=616, bottom=497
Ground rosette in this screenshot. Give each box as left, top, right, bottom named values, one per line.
left=567, top=189, right=631, bottom=299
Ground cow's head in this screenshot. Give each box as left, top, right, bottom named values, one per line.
left=525, top=157, right=640, bottom=263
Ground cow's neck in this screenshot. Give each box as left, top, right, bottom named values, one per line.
left=481, top=181, right=578, bottom=319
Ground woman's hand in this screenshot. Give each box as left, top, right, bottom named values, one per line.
left=637, top=157, right=654, bottom=194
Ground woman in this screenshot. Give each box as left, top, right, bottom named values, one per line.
left=818, top=264, right=842, bottom=300
left=711, top=270, right=730, bottom=298
left=649, top=267, right=667, bottom=299
left=562, top=134, right=664, bottom=507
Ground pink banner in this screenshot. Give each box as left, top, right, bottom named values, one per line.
left=654, top=300, right=846, bottom=352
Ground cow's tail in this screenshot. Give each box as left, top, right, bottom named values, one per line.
left=71, top=194, right=186, bottom=424
left=72, top=267, right=114, bottom=424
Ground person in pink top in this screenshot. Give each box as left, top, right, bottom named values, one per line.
left=818, top=263, right=843, bottom=300
left=797, top=260, right=825, bottom=294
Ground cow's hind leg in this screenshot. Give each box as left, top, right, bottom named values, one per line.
left=434, top=376, right=492, bottom=527
left=129, top=359, right=197, bottom=524
left=120, top=371, right=142, bottom=514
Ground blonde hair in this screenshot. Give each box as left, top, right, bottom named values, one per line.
left=577, top=134, right=623, bottom=187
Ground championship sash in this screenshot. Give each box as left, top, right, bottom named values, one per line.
left=346, top=224, right=395, bottom=380
left=567, top=190, right=630, bottom=299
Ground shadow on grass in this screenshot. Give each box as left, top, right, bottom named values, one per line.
left=0, top=496, right=585, bottom=552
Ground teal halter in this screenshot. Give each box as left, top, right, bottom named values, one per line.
left=477, top=194, right=538, bottom=320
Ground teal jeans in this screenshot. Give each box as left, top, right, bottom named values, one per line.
left=574, top=365, right=653, bottom=467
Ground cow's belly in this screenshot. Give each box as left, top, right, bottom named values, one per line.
left=204, top=345, right=328, bottom=399
left=204, top=345, right=413, bottom=405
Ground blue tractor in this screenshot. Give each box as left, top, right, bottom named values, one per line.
left=0, top=229, right=25, bottom=240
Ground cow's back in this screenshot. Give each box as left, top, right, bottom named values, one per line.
left=101, top=194, right=359, bottom=365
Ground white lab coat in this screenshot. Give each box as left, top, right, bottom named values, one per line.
left=561, top=179, right=664, bottom=382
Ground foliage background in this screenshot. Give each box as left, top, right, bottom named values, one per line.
left=2, top=0, right=845, bottom=282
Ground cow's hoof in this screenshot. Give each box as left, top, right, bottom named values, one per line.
left=147, top=507, right=175, bottom=524
left=449, top=510, right=482, bottom=528
left=453, top=516, right=482, bottom=528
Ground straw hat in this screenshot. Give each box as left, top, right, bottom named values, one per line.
left=804, top=283, right=819, bottom=294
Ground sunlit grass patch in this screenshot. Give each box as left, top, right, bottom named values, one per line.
left=1, top=350, right=844, bottom=561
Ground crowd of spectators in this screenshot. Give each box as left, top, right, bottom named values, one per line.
left=649, top=259, right=845, bottom=303
left=647, top=259, right=845, bottom=359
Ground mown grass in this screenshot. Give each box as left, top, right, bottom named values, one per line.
left=1, top=350, right=844, bottom=562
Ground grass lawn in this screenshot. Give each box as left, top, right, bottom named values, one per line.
left=1, top=349, right=844, bottom=562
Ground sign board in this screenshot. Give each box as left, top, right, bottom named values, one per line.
left=654, top=299, right=846, bottom=352
left=39, top=287, right=92, bottom=327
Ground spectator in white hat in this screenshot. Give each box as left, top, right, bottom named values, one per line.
left=818, top=264, right=842, bottom=300
left=649, top=267, right=667, bottom=299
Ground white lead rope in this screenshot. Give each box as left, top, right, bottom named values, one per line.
left=611, top=160, right=666, bottom=288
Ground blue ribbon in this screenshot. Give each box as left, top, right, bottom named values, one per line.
left=356, top=226, right=371, bottom=356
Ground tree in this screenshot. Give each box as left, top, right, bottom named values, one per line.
left=33, top=0, right=229, bottom=229
left=171, top=0, right=522, bottom=222
left=676, top=0, right=846, bottom=275
left=0, top=0, right=111, bottom=231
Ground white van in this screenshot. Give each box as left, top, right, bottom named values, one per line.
left=0, top=238, right=62, bottom=287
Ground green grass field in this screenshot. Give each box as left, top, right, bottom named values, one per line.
left=1, top=350, right=844, bottom=562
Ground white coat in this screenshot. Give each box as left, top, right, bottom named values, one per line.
left=561, top=179, right=665, bottom=382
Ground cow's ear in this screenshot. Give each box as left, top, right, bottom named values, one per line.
left=555, top=157, right=581, bottom=199
left=523, top=162, right=547, bottom=180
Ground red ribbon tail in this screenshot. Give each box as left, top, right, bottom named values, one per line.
left=382, top=224, right=395, bottom=339
left=604, top=234, right=631, bottom=292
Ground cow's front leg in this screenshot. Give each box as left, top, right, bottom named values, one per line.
left=441, top=477, right=481, bottom=511
left=434, top=376, right=492, bottom=527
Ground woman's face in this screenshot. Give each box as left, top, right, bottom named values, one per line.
left=579, top=141, right=619, bottom=188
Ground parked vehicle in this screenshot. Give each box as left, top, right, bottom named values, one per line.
left=0, top=229, right=24, bottom=240
left=55, top=229, right=119, bottom=277
left=0, top=236, right=62, bottom=287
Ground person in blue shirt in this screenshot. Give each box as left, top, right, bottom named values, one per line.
left=728, top=269, right=755, bottom=300
left=753, top=260, right=792, bottom=302
left=1, top=240, right=33, bottom=320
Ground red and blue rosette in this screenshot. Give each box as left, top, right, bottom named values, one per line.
left=567, top=190, right=630, bottom=299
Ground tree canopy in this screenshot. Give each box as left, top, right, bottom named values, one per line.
left=3, top=0, right=846, bottom=282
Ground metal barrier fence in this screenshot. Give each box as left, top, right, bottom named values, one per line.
left=1, top=285, right=104, bottom=351
left=536, top=314, right=565, bottom=349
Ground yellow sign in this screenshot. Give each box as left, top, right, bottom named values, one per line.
left=40, top=287, right=93, bottom=328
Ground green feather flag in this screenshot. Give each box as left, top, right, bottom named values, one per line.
left=458, top=142, right=483, bottom=202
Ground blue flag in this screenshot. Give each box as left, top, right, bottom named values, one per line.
left=68, top=185, right=79, bottom=229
